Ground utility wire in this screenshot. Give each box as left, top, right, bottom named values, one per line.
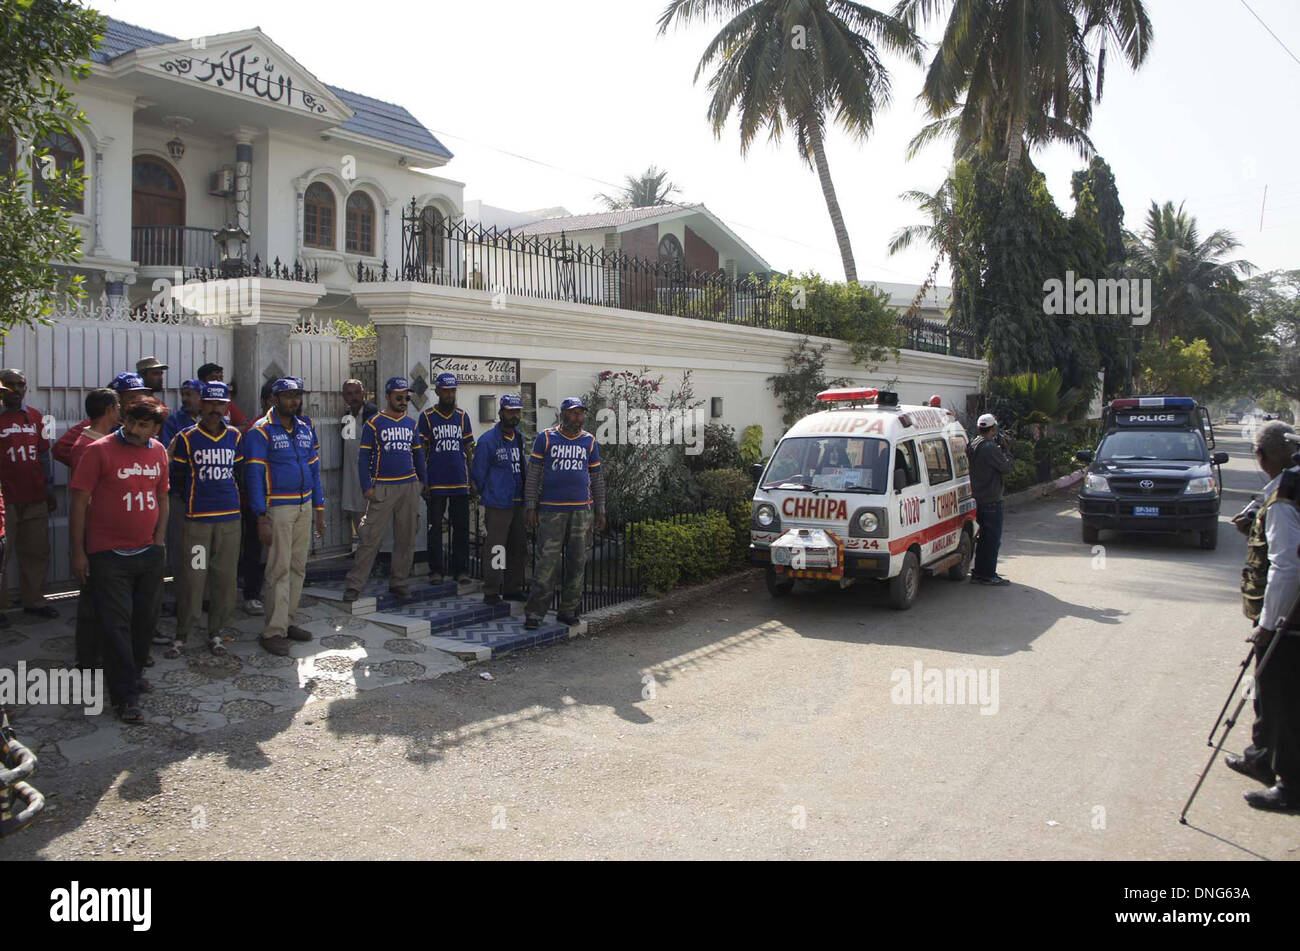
left=1239, top=0, right=1300, bottom=68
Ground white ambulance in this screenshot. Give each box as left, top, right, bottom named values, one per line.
left=749, top=387, right=978, bottom=609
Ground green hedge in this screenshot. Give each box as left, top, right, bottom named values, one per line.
left=696, top=468, right=753, bottom=511
left=631, top=511, right=737, bottom=594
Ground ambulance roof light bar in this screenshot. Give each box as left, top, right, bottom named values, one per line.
left=816, top=387, right=900, bottom=407
left=1109, top=397, right=1197, bottom=411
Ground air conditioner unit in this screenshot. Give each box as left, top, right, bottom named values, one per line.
left=208, top=167, right=234, bottom=197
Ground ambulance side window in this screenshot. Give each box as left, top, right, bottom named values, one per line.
left=894, top=440, right=921, bottom=490
left=949, top=433, right=970, bottom=478
left=921, top=438, right=953, bottom=486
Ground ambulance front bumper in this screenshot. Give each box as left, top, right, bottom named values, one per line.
left=748, top=545, right=889, bottom=579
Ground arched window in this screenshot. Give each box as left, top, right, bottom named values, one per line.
left=32, top=129, right=85, bottom=212
left=419, top=206, right=444, bottom=269
left=304, top=182, right=336, bottom=249
left=345, top=191, right=375, bottom=255
left=658, top=233, right=683, bottom=266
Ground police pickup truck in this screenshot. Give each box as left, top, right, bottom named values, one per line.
left=1075, top=397, right=1229, bottom=549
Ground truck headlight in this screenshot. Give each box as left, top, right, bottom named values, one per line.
left=755, top=503, right=776, bottom=527
left=1185, top=476, right=1214, bottom=494
left=1085, top=473, right=1110, bottom=492
left=856, top=511, right=878, bottom=533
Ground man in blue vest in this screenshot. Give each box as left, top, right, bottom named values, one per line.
left=344, top=377, right=426, bottom=602
left=471, top=394, right=528, bottom=605
left=418, top=372, right=474, bottom=584
left=523, top=397, right=605, bottom=629
left=243, top=377, right=325, bottom=656
left=166, top=382, right=243, bottom=657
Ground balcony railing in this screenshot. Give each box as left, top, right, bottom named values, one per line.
left=349, top=200, right=979, bottom=359
left=131, top=225, right=222, bottom=270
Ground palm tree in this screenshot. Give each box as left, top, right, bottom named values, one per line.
left=895, top=0, right=1151, bottom=184
left=1126, top=200, right=1253, bottom=347
left=887, top=165, right=965, bottom=318
left=658, top=0, right=922, bottom=284
left=596, top=165, right=681, bottom=210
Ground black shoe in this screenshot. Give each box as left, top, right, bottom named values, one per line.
left=556, top=612, right=580, bottom=626
left=1244, top=782, right=1300, bottom=811
left=986, top=574, right=1010, bottom=586
left=23, top=605, right=59, bottom=619
left=484, top=594, right=502, bottom=605
left=286, top=625, right=312, bottom=642
left=1225, top=753, right=1275, bottom=786
left=342, top=588, right=360, bottom=603
left=524, top=617, right=540, bottom=630
left=0, top=612, right=9, bottom=628
left=390, top=586, right=413, bottom=602
left=260, top=635, right=291, bottom=656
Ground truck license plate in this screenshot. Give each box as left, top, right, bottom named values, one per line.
left=1133, top=506, right=1159, bottom=517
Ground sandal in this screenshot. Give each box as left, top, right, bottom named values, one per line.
left=164, top=641, right=185, bottom=659
left=208, top=636, right=227, bottom=656
left=118, top=704, right=144, bottom=724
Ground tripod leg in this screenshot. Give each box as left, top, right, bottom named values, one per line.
left=1207, top=646, right=1254, bottom=747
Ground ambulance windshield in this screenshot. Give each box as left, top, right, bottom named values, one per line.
left=761, top=436, right=890, bottom=492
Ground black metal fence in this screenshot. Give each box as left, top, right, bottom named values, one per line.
left=351, top=199, right=978, bottom=359
left=426, top=501, right=723, bottom=616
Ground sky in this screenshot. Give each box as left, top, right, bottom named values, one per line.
left=90, top=0, right=1300, bottom=286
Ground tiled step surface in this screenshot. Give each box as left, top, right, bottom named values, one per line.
left=444, top=618, right=573, bottom=658
left=379, top=595, right=510, bottom=634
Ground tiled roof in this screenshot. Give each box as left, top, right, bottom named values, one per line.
left=514, top=204, right=701, bottom=235
left=91, top=18, right=451, bottom=161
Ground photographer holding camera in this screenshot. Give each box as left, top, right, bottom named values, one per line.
left=967, top=413, right=1015, bottom=586
left=1228, top=421, right=1300, bottom=811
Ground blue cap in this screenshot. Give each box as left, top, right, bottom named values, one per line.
left=500, top=394, right=522, bottom=410
left=560, top=397, right=586, bottom=412
left=385, top=376, right=410, bottom=393
left=434, top=372, right=458, bottom=389
left=271, top=377, right=305, bottom=395
left=110, top=372, right=150, bottom=393
left=182, top=378, right=203, bottom=393
left=200, top=382, right=231, bottom=402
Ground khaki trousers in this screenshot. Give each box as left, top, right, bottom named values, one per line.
left=177, top=518, right=241, bottom=642
left=345, top=481, right=421, bottom=591
left=264, top=503, right=311, bottom=640
left=1, top=499, right=50, bottom=609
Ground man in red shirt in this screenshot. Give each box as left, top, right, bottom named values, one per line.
left=69, top=398, right=169, bottom=722
left=0, top=369, right=57, bottom=618
left=67, top=388, right=120, bottom=669
left=53, top=372, right=148, bottom=467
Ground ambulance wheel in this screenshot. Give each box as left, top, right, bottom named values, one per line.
left=766, top=567, right=794, bottom=597
left=1081, top=523, right=1100, bottom=545
left=889, top=551, right=920, bottom=610
left=1199, top=523, right=1218, bottom=550
left=948, top=531, right=973, bottom=581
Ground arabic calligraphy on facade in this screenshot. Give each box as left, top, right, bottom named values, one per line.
left=159, top=45, right=328, bottom=114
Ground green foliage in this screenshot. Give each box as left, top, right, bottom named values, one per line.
left=987, top=369, right=1088, bottom=437
left=584, top=367, right=703, bottom=526
left=688, top=422, right=743, bottom=473
left=630, top=511, right=735, bottom=594
left=1137, top=336, right=1214, bottom=396
left=334, top=320, right=377, bottom=341
left=695, top=468, right=753, bottom=512
left=770, top=271, right=903, bottom=366
left=767, top=337, right=848, bottom=429
left=1, top=0, right=106, bottom=334
left=739, top=424, right=763, bottom=466
left=1238, top=270, right=1300, bottom=402
left=1004, top=439, right=1038, bottom=493
left=595, top=165, right=678, bottom=210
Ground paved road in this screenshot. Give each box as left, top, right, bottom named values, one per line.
left=6, top=432, right=1297, bottom=860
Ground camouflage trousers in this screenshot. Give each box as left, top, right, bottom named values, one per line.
left=525, top=508, right=592, bottom=619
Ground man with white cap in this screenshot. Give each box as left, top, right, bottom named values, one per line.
left=967, top=413, right=1015, bottom=585
left=243, top=377, right=325, bottom=655
left=418, top=372, right=474, bottom=584
left=471, top=393, right=528, bottom=605
left=343, top=377, right=425, bottom=602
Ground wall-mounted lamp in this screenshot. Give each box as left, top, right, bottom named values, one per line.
left=479, top=394, right=497, bottom=424
left=711, top=397, right=724, bottom=419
